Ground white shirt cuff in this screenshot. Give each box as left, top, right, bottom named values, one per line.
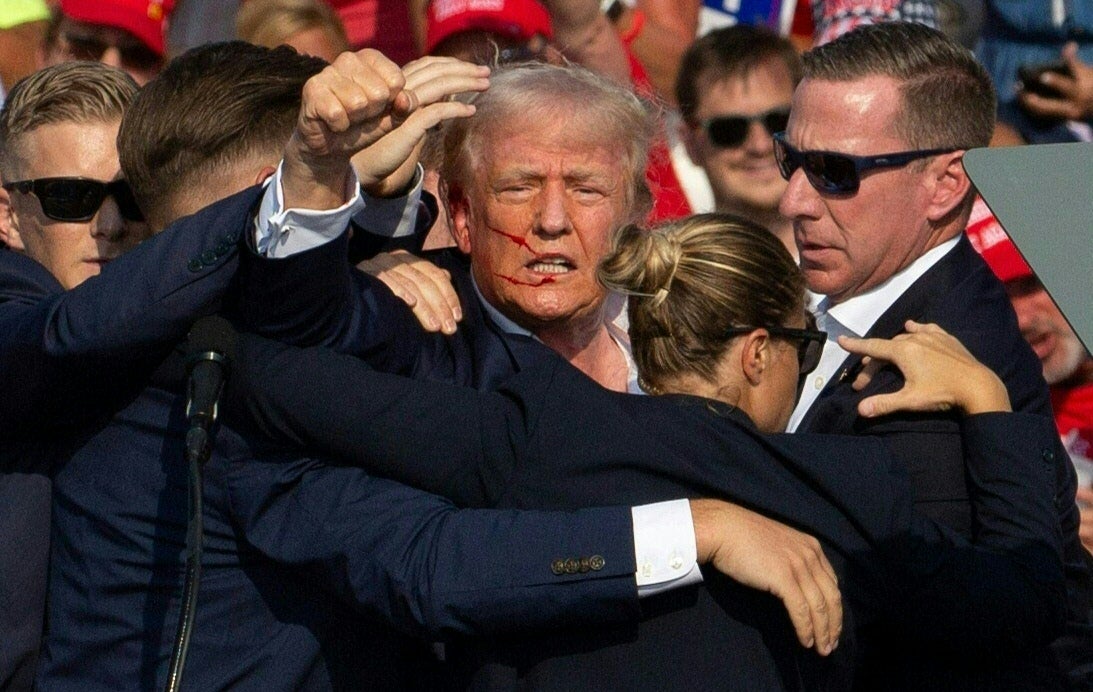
left=254, top=160, right=365, bottom=258
left=632, top=499, right=702, bottom=597
left=351, top=163, right=424, bottom=239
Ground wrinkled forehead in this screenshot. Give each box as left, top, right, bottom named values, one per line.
left=470, top=104, right=637, bottom=182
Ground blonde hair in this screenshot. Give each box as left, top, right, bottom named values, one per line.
left=0, top=62, right=136, bottom=178
left=236, top=0, right=349, bottom=56
left=598, top=213, right=805, bottom=392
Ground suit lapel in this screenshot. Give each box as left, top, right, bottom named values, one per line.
left=797, top=236, right=976, bottom=432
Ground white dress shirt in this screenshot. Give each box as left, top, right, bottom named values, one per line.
left=787, top=236, right=962, bottom=432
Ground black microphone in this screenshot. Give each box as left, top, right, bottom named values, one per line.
left=184, top=316, right=237, bottom=463
left=167, top=315, right=237, bottom=692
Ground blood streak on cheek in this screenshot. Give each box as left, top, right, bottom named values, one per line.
left=488, top=226, right=533, bottom=251
left=497, top=274, right=556, bottom=287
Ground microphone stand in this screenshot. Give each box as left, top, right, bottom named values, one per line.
left=165, top=349, right=227, bottom=692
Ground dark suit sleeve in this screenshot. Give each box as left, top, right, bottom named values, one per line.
left=229, top=333, right=541, bottom=506
left=874, top=412, right=1066, bottom=654
left=0, top=187, right=265, bottom=437
left=224, top=453, right=640, bottom=639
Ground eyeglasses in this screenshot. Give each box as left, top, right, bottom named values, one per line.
left=772, top=132, right=957, bottom=194
left=2, top=177, right=145, bottom=222
left=701, top=108, right=790, bottom=149
left=724, top=314, right=827, bottom=377
left=62, top=31, right=162, bottom=72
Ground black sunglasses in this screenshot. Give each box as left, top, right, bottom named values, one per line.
left=702, top=108, right=790, bottom=149
left=63, top=32, right=162, bottom=72
left=725, top=314, right=827, bottom=377
left=3, top=177, right=145, bottom=223
left=772, top=132, right=956, bottom=194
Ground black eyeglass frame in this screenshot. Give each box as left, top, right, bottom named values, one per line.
left=772, top=131, right=958, bottom=194
left=701, top=108, right=791, bottom=149
left=723, top=321, right=828, bottom=377
left=2, top=177, right=145, bottom=223
left=61, top=31, right=163, bottom=72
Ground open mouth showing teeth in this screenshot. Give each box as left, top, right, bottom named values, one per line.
left=528, top=258, right=573, bottom=274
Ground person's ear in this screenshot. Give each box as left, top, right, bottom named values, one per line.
left=253, top=165, right=279, bottom=187
left=447, top=183, right=474, bottom=255
left=0, top=186, right=26, bottom=251
left=740, top=329, right=772, bottom=386
left=680, top=118, right=704, bottom=166
left=926, top=151, right=972, bottom=222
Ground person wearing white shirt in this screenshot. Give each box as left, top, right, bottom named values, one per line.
left=776, top=21, right=1093, bottom=689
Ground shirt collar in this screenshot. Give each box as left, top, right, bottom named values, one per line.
left=471, top=276, right=642, bottom=393
left=820, top=235, right=961, bottom=337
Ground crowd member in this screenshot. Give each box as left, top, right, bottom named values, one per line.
left=231, top=213, right=1065, bottom=689
left=39, top=0, right=174, bottom=85
left=236, top=0, right=349, bottom=63
left=0, top=0, right=50, bottom=108
left=676, top=25, right=800, bottom=258
left=968, top=219, right=1093, bottom=554
left=976, top=0, right=1093, bottom=143
left=541, top=0, right=696, bottom=221
left=1, top=46, right=831, bottom=689
left=778, top=21, right=1093, bottom=688
left=0, top=60, right=144, bottom=692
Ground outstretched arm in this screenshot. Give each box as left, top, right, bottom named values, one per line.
left=229, top=333, right=842, bottom=654
left=839, top=322, right=1065, bottom=653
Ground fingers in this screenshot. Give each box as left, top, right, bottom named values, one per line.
left=402, top=56, right=491, bottom=105
left=357, top=251, right=463, bottom=334
left=777, top=536, right=842, bottom=655
left=1018, top=90, right=1080, bottom=121
left=351, top=57, right=488, bottom=193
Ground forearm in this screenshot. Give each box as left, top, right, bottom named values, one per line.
left=229, top=332, right=519, bottom=506
left=227, top=455, right=641, bottom=639
left=0, top=187, right=262, bottom=432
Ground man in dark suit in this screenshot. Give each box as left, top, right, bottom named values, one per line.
left=0, top=61, right=146, bottom=690
left=0, top=47, right=838, bottom=690
left=775, top=22, right=1093, bottom=688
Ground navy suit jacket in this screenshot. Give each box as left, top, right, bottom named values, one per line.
left=233, top=335, right=1066, bottom=690
left=0, top=187, right=643, bottom=691
left=797, top=236, right=1093, bottom=689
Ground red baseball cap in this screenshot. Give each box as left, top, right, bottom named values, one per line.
left=426, top=0, right=554, bottom=55
left=61, top=0, right=175, bottom=57
left=966, top=196, right=1034, bottom=283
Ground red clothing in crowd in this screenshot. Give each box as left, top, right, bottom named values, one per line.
left=621, top=12, right=692, bottom=224
left=1055, top=381, right=1093, bottom=460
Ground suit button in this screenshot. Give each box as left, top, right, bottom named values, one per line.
left=201, top=249, right=218, bottom=265
left=1042, top=449, right=1055, bottom=464
left=588, top=555, right=605, bottom=571
left=564, top=558, right=580, bottom=574
left=214, top=243, right=231, bottom=256
left=188, top=258, right=203, bottom=273
left=550, top=559, right=565, bottom=576
left=222, top=233, right=237, bottom=244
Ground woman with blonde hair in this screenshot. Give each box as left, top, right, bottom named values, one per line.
left=232, top=213, right=1062, bottom=689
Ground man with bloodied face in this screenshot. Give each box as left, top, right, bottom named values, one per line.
left=436, top=61, right=654, bottom=393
